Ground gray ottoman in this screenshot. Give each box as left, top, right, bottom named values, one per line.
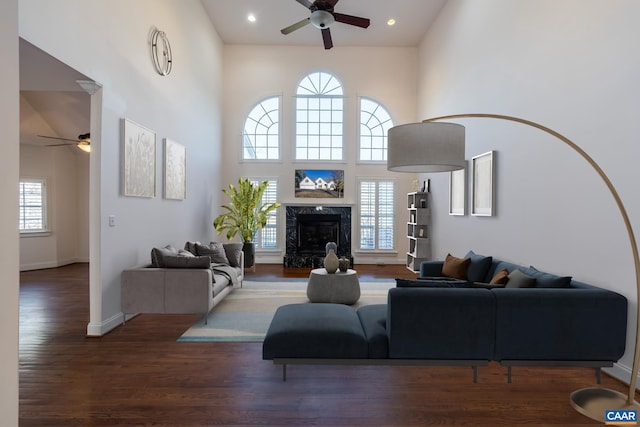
left=263, top=303, right=369, bottom=361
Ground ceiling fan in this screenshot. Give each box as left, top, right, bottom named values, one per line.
left=38, top=133, right=91, bottom=153
left=281, top=0, right=371, bottom=50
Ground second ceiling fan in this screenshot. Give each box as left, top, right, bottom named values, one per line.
left=281, top=0, right=370, bottom=50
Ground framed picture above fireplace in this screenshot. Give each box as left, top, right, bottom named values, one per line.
left=295, top=169, right=344, bottom=198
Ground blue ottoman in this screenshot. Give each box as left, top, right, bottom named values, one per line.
left=263, top=303, right=369, bottom=362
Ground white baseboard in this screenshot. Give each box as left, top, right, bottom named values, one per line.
left=20, top=257, right=84, bottom=271
left=604, top=361, right=639, bottom=389
left=86, top=312, right=124, bottom=337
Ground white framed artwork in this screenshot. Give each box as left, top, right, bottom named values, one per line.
left=122, top=118, right=156, bottom=198
left=449, top=163, right=466, bottom=216
left=163, top=138, right=186, bottom=200
left=471, top=151, right=495, bottom=216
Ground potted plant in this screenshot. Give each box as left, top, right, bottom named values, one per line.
left=213, top=178, right=281, bottom=268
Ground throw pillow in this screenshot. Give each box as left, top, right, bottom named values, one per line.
left=223, top=243, right=243, bottom=268
left=527, top=265, right=573, bottom=288
left=183, top=241, right=200, bottom=256
left=196, top=242, right=229, bottom=264
left=442, top=253, right=471, bottom=280
left=151, top=245, right=178, bottom=268
left=489, top=268, right=510, bottom=285
left=163, top=254, right=211, bottom=269
left=505, top=269, right=536, bottom=288
left=464, top=250, right=494, bottom=282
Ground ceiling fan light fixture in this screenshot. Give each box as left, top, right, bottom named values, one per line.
left=77, top=141, right=91, bottom=153
left=310, top=10, right=334, bottom=29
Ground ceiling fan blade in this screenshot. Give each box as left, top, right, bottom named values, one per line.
left=281, top=18, right=311, bottom=35
left=43, top=142, right=77, bottom=147
left=325, top=0, right=340, bottom=7
left=321, top=28, right=333, bottom=50
left=333, top=13, right=370, bottom=28
left=295, top=0, right=314, bottom=9
left=38, top=135, right=79, bottom=143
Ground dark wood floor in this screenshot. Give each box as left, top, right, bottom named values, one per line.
left=19, top=263, right=630, bottom=426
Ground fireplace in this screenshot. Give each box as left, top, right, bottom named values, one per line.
left=284, top=206, right=352, bottom=268
left=296, top=214, right=341, bottom=254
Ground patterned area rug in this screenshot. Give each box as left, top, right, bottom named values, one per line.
left=177, top=280, right=394, bottom=342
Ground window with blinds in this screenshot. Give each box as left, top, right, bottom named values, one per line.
left=359, top=179, right=395, bottom=250
left=250, top=179, right=278, bottom=249
left=19, top=179, right=47, bottom=233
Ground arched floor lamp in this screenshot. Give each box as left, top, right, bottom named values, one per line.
left=387, top=113, right=640, bottom=422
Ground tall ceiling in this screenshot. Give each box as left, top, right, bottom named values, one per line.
left=19, top=1, right=448, bottom=148
left=201, top=0, right=447, bottom=48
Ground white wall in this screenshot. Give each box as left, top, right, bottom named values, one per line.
left=419, top=0, right=640, bottom=384
left=0, top=0, right=19, bottom=422
left=20, top=93, right=90, bottom=270
left=19, top=0, right=224, bottom=335
left=222, top=45, right=420, bottom=264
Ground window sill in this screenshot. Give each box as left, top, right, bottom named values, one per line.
left=20, top=231, right=51, bottom=238
left=255, top=248, right=283, bottom=255
left=354, top=250, right=398, bottom=256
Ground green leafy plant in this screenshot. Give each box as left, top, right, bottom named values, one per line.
left=213, top=178, right=281, bottom=243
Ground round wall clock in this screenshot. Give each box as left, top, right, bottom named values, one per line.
left=150, top=28, right=173, bottom=76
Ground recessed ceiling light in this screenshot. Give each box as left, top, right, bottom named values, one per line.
left=247, top=14, right=256, bottom=23
left=387, top=18, right=396, bottom=26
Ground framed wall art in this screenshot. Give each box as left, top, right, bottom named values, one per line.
left=163, top=138, right=186, bottom=200
left=295, top=169, right=344, bottom=198
left=471, top=151, right=495, bottom=216
left=449, top=162, right=466, bottom=216
left=122, top=118, right=156, bottom=198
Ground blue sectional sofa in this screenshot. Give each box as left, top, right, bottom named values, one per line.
left=262, top=251, right=628, bottom=382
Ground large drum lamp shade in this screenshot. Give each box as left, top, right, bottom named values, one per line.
left=387, top=122, right=466, bottom=173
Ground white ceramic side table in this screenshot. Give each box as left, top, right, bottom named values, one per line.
left=306, top=268, right=361, bottom=305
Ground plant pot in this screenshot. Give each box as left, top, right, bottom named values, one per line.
left=242, top=242, right=255, bottom=268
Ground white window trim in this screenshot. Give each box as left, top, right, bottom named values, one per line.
left=357, top=177, right=397, bottom=252
left=294, top=71, right=345, bottom=162
left=241, top=95, right=282, bottom=161
left=248, top=177, right=280, bottom=250
left=19, top=178, right=49, bottom=235
left=357, top=96, right=395, bottom=164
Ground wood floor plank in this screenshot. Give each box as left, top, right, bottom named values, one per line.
left=18, top=263, right=630, bottom=426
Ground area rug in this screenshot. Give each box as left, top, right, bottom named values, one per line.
left=177, top=280, right=394, bottom=342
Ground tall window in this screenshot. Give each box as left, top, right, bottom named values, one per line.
left=19, top=179, right=47, bottom=233
left=243, top=96, right=280, bottom=160
left=359, top=179, right=395, bottom=250
left=295, top=71, right=344, bottom=160
left=360, top=98, right=393, bottom=162
left=250, top=178, right=278, bottom=249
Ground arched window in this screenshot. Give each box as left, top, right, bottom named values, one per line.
left=359, top=97, right=393, bottom=162
left=295, top=71, right=344, bottom=160
left=242, top=96, right=280, bottom=160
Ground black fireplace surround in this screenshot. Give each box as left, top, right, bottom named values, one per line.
left=284, top=206, right=352, bottom=268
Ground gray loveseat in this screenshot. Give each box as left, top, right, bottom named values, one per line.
left=262, top=251, right=627, bottom=382
left=121, top=242, right=244, bottom=324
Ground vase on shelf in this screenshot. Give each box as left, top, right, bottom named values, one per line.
left=324, top=249, right=339, bottom=274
